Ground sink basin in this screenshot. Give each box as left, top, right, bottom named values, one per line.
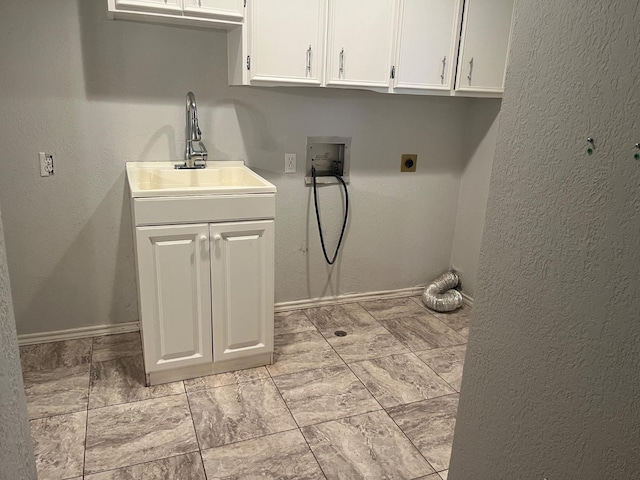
left=126, top=161, right=276, bottom=197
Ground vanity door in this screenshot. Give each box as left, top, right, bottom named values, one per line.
left=210, top=220, right=274, bottom=363
left=135, top=224, right=213, bottom=375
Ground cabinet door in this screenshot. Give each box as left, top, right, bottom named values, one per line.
left=248, top=0, right=326, bottom=85
left=136, top=224, right=212, bottom=373
left=114, top=0, right=182, bottom=14
left=183, top=0, right=244, bottom=20
left=326, top=0, right=396, bottom=88
left=394, top=0, right=463, bottom=91
left=455, top=0, right=514, bottom=93
left=210, top=220, right=274, bottom=362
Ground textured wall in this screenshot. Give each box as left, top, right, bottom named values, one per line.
left=450, top=1, right=640, bottom=478
left=450, top=99, right=501, bottom=298
left=0, top=0, right=482, bottom=335
left=0, top=202, right=38, bottom=479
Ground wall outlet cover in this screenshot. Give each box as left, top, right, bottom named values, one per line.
left=285, top=153, right=296, bottom=173
left=39, top=152, right=54, bottom=177
left=401, top=154, right=417, bottom=172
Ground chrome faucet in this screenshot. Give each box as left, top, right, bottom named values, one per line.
left=177, top=91, right=208, bottom=169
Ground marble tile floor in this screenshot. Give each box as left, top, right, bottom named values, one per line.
left=20, top=296, right=471, bottom=480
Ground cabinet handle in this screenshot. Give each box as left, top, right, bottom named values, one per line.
left=306, top=45, right=312, bottom=75
left=199, top=235, right=208, bottom=252
left=441, top=56, right=447, bottom=84
left=339, top=48, right=344, bottom=78
left=214, top=234, right=222, bottom=242
left=467, top=57, right=474, bottom=84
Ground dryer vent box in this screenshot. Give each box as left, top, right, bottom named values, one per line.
left=305, top=136, right=351, bottom=185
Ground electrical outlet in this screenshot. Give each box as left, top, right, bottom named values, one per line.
left=39, top=152, right=54, bottom=177
left=285, top=153, right=296, bottom=173
left=401, top=154, right=417, bottom=172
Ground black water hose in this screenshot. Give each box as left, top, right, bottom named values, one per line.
left=312, top=166, right=349, bottom=265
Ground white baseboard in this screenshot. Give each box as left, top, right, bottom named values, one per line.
left=17, top=287, right=473, bottom=346
left=18, top=321, right=140, bottom=346
left=462, top=292, right=474, bottom=306
left=274, top=286, right=426, bottom=312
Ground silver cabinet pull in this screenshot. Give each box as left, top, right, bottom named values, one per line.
left=467, top=57, right=474, bottom=83
left=306, top=45, right=312, bottom=75
left=339, top=48, right=344, bottom=78
left=440, top=56, right=447, bottom=84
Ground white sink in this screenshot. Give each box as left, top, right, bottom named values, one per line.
left=126, top=161, right=276, bottom=197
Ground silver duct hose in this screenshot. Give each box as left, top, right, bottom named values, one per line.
left=422, top=271, right=463, bottom=312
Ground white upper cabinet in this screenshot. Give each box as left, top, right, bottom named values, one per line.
left=326, top=0, right=396, bottom=88
left=114, top=0, right=182, bottom=14
left=393, top=0, right=463, bottom=92
left=111, top=0, right=516, bottom=96
left=225, top=0, right=515, bottom=96
left=183, top=0, right=244, bottom=20
left=108, top=0, right=243, bottom=27
left=247, top=0, right=326, bottom=85
left=455, top=0, right=514, bottom=93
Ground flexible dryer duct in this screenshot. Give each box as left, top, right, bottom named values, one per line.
left=422, top=271, right=463, bottom=312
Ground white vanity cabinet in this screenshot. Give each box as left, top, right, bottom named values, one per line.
left=127, top=161, right=276, bottom=385
left=244, top=0, right=327, bottom=85
left=325, top=0, right=396, bottom=89
left=455, top=0, right=514, bottom=94
left=136, top=219, right=274, bottom=381
left=393, top=0, right=463, bottom=93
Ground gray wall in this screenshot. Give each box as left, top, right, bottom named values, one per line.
left=450, top=1, right=640, bottom=478
left=0, top=202, right=38, bottom=479
left=450, top=100, right=501, bottom=298
left=0, top=0, right=495, bottom=335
